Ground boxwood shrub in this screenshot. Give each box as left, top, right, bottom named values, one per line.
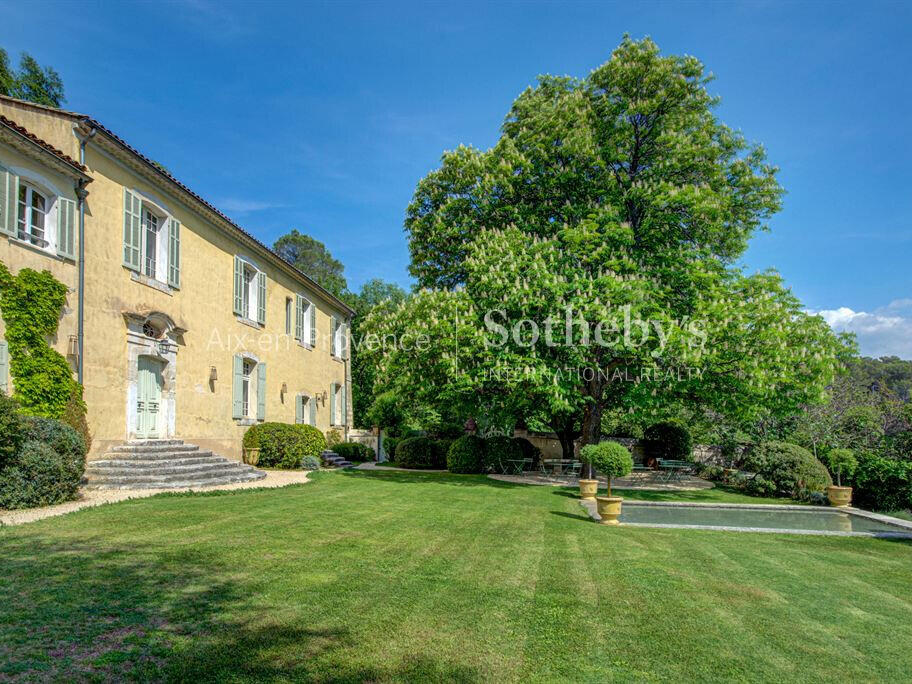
left=447, top=435, right=486, bottom=474
left=643, top=420, right=692, bottom=464
left=248, top=423, right=326, bottom=469
left=483, top=435, right=522, bottom=472
left=381, top=436, right=400, bottom=461
left=0, top=393, right=24, bottom=470
left=0, top=417, right=85, bottom=509
left=431, top=438, right=454, bottom=469
left=395, top=436, right=438, bottom=469
left=741, top=441, right=831, bottom=499
left=851, top=451, right=912, bottom=512
left=332, top=442, right=375, bottom=462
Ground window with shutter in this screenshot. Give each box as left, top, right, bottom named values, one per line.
left=329, top=382, right=336, bottom=425
left=309, top=395, right=316, bottom=426
left=256, top=271, right=266, bottom=325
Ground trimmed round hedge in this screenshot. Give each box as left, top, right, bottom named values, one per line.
left=0, top=393, right=25, bottom=470
left=742, top=441, right=831, bottom=499
left=483, top=435, right=522, bottom=472
left=0, top=417, right=86, bottom=509
left=643, top=420, right=692, bottom=463
left=395, top=436, right=439, bottom=469
left=580, top=441, right=633, bottom=479
left=447, top=435, right=486, bottom=474
left=245, top=423, right=326, bottom=469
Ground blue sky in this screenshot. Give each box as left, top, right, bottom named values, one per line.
left=2, top=1, right=910, bottom=357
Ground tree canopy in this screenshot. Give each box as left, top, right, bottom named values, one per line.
left=366, top=37, right=853, bottom=452
left=273, top=229, right=347, bottom=297
left=0, top=49, right=65, bottom=108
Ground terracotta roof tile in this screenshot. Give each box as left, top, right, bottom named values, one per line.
left=0, top=114, right=87, bottom=173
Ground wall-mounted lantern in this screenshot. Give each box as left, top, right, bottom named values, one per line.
left=209, top=366, right=218, bottom=382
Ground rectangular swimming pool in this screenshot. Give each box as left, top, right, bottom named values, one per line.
left=597, top=502, right=912, bottom=537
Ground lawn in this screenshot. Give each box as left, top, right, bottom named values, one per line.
left=2, top=470, right=911, bottom=682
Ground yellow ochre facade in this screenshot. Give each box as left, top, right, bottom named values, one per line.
left=0, top=95, right=353, bottom=461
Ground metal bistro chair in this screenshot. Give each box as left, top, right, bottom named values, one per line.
left=561, top=461, right=583, bottom=482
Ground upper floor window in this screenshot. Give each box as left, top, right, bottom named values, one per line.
left=18, top=183, right=48, bottom=247
left=296, top=294, right=316, bottom=346
left=0, top=164, right=76, bottom=260
left=233, top=255, right=266, bottom=325
left=331, top=315, right=346, bottom=358
left=123, top=188, right=180, bottom=288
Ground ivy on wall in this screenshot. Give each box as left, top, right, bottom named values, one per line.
left=0, top=260, right=82, bottom=419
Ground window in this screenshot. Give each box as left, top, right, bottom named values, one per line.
left=285, top=297, right=293, bottom=336
left=241, top=358, right=255, bottom=418
left=330, top=381, right=346, bottom=426
left=295, top=294, right=315, bottom=346
left=232, top=354, right=266, bottom=421
left=296, top=394, right=316, bottom=426
left=331, top=316, right=346, bottom=358
left=122, top=188, right=180, bottom=287
left=142, top=208, right=160, bottom=278
left=1, top=168, right=76, bottom=259
left=233, top=255, right=266, bottom=325
left=17, top=183, right=48, bottom=247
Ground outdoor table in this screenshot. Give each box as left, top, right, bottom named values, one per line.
left=505, top=459, right=530, bottom=475
left=543, top=459, right=574, bottom=475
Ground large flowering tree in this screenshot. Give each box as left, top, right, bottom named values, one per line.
left=363, top=38, right=852, bottom=455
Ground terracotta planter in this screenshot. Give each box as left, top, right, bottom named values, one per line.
left=242, top=448, right=260, bottom=466
left=827, top=485, right=852, bottom=508
left=595, top=496, right=624, bottom=525
left=578, top=479, right=598, bottom=500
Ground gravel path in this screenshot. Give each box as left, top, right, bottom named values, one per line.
left=0, top=469, right=311, bottom=527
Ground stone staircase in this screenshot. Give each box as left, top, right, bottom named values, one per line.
left=321, top=449, right=353, bottom=469
left=84, top=439, right=267, bottom=489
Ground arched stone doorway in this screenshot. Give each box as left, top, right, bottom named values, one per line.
left=123, top=311, right=185, bottom=440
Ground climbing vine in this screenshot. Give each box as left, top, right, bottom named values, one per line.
left=0, top=260, right=83, bottom=420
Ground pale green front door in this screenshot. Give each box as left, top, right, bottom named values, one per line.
left=136, top=356, right=163, bottom=439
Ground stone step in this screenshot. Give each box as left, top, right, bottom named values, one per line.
left=85, top=463, right=260, bottom=484
left=98, top=450, right=216, bottom=462
left=89, top=455, right=226, bottom=469
left=86, top=439, right=267, bottom=490
left=86, top=461, right=243, bottom=478
left=84, top=469, right=267, bottom=490
left=110, top=442, right=199, bottom=454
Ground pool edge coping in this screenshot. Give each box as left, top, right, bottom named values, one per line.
left=578, top=499, right=912, bottom=538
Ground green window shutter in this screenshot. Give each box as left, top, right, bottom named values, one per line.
left=330, top=315, right=337, bottom=356
left=329, top=382, right=336, bottom=425
left=309, top=395, right=316, bottom=426
left=0, top=166, right=17, bottom=237
left=256, top=362, right=267, bottom=420
left=167, top=218, right=180, bottom=288
left=232, top=355, right=244, bottom=418
left=309, top=302, right=316, bottom=346
left=233, top=256, right=244, bottom=315
left=295, top=395, right=303, bottom=424
left=122, top=188, right=142, bottom=270
left=341, top=383, right=347, bottom=426
left=295, top=295, right=304, bottom=341
left=0, top=340, right=8, bottom=393
left=56, top=197, right=76, bottom=259
left=256, top=271, right=266, bottom=325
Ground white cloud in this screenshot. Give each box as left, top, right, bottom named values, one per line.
left=812, top=299, right=912, bottom=359
left=218, top=198, right=284, bottom=213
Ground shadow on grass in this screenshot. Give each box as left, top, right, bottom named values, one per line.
left=0, top=533, right=480, bottom=681
left=550, top=510, right=592, bottom=522
left=337, top=468, right=527, bottom=489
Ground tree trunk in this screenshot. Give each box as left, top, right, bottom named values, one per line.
left=580, top=400, right=604, bottom=479
left=548, top=416, right=580, bottom=461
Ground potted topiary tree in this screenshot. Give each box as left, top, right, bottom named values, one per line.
left=822, top=448, right=857, bottom=507
left=579, top=441, right=634, bottom=525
